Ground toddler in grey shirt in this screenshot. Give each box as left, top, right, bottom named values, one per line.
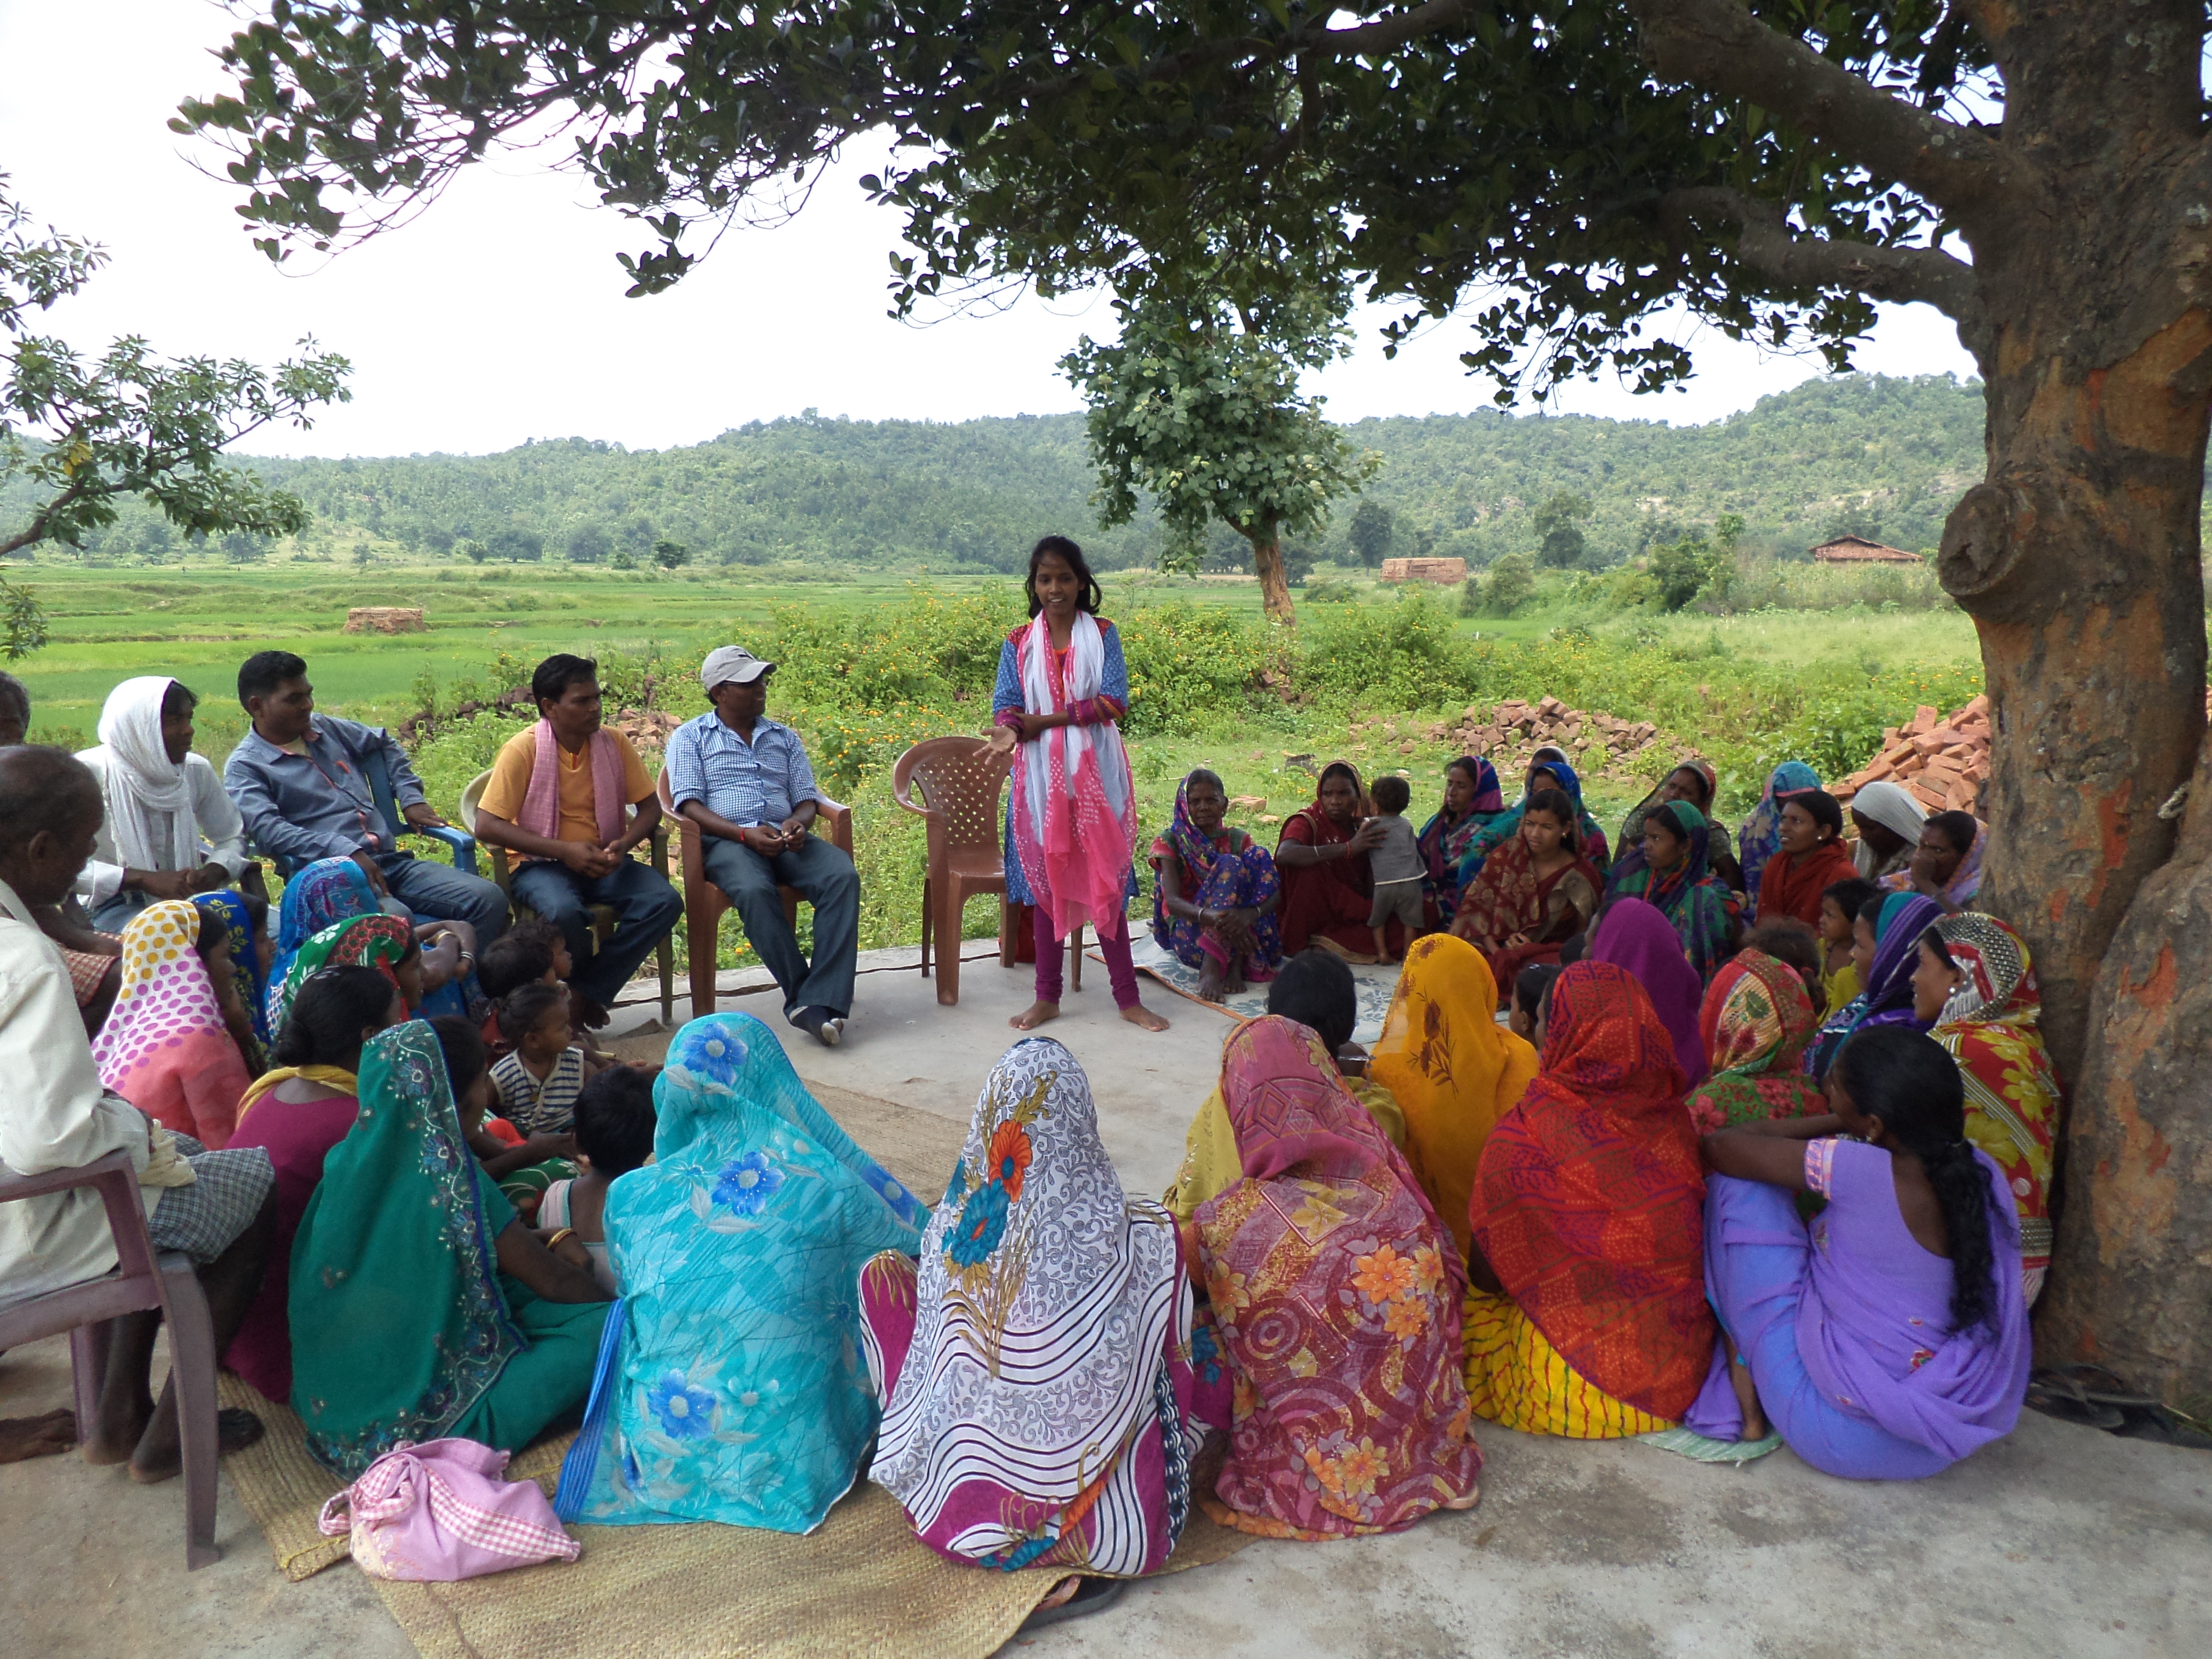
left=1364, top=774, right=1425, bottom=962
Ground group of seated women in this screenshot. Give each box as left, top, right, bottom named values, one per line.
left=84, top=852, right=479, bottom=1156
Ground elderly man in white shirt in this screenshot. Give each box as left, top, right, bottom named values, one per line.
left=0, top=745, right=274, bottom=1477
left=75, top=676, right=247, bottom=931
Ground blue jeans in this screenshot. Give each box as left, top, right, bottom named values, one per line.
left=509, top=857, right=684, bottom=1007
left=373, top=850, right=511, bottom=943
left=699, top=834, right=860, bottom=1019
left=89, top=889, right=155, bottom=933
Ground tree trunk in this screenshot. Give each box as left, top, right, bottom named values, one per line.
left=1944, top=306, right=2212, bottom=1397
left=1249, top=533, right=1296, bottom=626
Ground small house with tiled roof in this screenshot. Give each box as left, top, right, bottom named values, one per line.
left=1810, top=534, right=1922, bottom=565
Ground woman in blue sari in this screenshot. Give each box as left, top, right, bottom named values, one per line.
left=1150, top=770, right=1282, bottom=1001
left=1418, top=756, right=1506, bottom=926
left=194, top=889, right=273, bottom=1066
left=556, top=1012, right=924, bottom=1534
left=1459, top=749, right=1611, bottom=892
left=269, top=855, right=477, bottom=1027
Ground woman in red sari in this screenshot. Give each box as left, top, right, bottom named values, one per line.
left=1756, top=789, right=1860, bottom=929
left=1275, top=761, right=1399, bottom=962
left=1450, top=788, right=1602, bottom=1004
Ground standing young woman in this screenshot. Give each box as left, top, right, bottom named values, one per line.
left=989, top=537, right=1169, bottom=1033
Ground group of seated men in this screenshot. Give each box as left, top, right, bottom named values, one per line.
left=0, top=643, right=860, bottom=1048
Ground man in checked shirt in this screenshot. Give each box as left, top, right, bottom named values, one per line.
left=663, top=646, right=859, bottom=1047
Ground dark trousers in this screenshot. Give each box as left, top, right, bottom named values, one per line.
left=509, top=858, right=684, bottom=1007
left=374, top=849, right=512, bottom=943
left=699, top=834, right=860, bottom=1019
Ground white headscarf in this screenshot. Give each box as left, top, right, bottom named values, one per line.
left=96, top=676, right=198, bottom=873
left=1848, top=779, right=1927, bottom=880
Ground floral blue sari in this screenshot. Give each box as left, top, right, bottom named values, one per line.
left=555, top=1013, right=924, bottom=1533
left=1148, top=775, right=1283, bottom=979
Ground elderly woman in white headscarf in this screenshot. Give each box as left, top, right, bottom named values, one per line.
left=77, top=677, right=247, bottom=930
left=1846, top=780, right=1925, bottom=884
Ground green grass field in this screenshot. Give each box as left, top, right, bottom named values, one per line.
left=6, top=552, right=1984, bottom=970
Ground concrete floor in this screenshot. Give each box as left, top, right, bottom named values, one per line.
left=6, top=946, right=2208, bottom=1657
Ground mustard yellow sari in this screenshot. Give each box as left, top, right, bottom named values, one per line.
left=1369, top=935, right=1540, bottom=1262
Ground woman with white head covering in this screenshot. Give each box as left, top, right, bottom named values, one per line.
left=1847, top=780, right=1925, bottom=883
left=76, top=676, right=247, bottom=930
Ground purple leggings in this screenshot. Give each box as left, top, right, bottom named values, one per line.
left=1034, top=906, right=1141, bottom=1009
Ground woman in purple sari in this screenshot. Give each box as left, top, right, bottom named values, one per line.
left=1588, top=897, right=1709, bottom=1087
left=1150, top=769, right=1282, bottom=1002
left=1685, top=1027, right=2029, bottom=1479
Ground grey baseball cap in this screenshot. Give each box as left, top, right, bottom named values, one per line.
left=699, top=645, right=775, bottom=691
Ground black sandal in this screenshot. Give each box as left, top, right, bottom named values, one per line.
left=1018, top=1576, right=1126, bottom=1633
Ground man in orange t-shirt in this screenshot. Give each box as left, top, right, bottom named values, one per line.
left=472, top=654, right=681, bottom=1024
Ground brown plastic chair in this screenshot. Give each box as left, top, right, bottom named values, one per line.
left=462, top=768, right=676, bottom=1026
left=658, top=771, right=854, bottom=1020
left=0, top=1150, right=223, bottom=1569
left=891, top=737, right=1086, bottom=1005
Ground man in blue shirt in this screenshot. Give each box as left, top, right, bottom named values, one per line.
left=223, top=650, right=509, bottom=942
left=664, top=646, right=858, bottom=1046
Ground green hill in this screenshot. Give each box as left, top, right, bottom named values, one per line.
left=8, top=372, right=1989, bottom=572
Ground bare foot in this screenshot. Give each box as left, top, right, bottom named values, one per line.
left=1010, top=999, right=1061, bottom=1031
left=1222, top=966, right=1248, bottom=996
left=0, top=1409, right=77, bottom=1464
left=1036, top=1575, right=1082, bottom=1611
left=129, top=1407, right=264, bottom=1485
left=82, top=1395, right=153, bottom=1467
left=1119, top=1003, right=1171, bottom=1032
left=1727, top=1343, right=1769, bottom=1442
left=1197, top=964, right=1227, bottom=1003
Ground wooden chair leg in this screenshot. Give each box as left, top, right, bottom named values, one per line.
left=998, top=896, right=1017, bottom=967
left=655, top=933, right=674, bottom=1029
left=688, top=900, right=718, bottom=1022
left=935, top=883, right=965, bottom=1006
left=158, top=1256, right=222, bottom=1571
left=920, top=876, right=934, bottom=977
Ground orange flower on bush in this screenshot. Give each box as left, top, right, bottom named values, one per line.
left=986, top=1118, right=1033, bottom=1202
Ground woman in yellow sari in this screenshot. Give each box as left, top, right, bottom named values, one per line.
left=1369, top=934, right=1540, bottom=1263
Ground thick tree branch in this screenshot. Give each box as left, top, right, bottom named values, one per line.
left=1661, top=185, right=1987, bottom=348
left=1627, top=0, right=2023, bottom=217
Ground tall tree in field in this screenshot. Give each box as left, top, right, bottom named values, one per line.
left=184, top=3, right=2212, bottom=1396
left=1, top=176, right=350, bottom=656
left=1062, top=283, right=1376, bottom=624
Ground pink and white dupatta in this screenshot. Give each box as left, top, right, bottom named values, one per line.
left=1009, top=610, right=1138, bottom=941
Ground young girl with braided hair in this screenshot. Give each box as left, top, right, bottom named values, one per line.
left=1685, top=1025, right=2030, bottom=1478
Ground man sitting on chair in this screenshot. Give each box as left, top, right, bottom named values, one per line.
left=471, top=654, right=680, bottom=1027
left=0, top=745, right=278, bottom=1476
left=664, top=646, right=858, bottom=1049
left=224, top=650, right=507, bottom=943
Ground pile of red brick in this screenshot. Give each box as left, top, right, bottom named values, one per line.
left=1831, top=697, right=1994, bottom=818
left=1353, top=696, right=1667, bottom=778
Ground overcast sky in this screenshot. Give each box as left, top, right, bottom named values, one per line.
left=0, top=1, right=1982, bottom=459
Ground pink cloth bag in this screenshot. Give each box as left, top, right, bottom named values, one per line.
left=317, top=1438, right=582, bottom=1581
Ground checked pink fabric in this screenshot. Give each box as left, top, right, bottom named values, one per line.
left=320, top=1438, right=581, bottom=1582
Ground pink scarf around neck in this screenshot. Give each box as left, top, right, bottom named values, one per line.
left=519, top=720, right=626, bottom=847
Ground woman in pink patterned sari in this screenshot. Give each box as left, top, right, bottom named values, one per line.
left=1193, top=1016, right=1484, bottom=1539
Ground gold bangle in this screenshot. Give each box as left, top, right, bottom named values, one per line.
left=544, top=1227, right=575, bottom=1250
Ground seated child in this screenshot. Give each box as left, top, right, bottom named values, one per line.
left=1742, top=917, right=1827, bottom=1018
left=1365, top=774, right=1426, bottom=963
left=539, top=1064, right=659, bottom=1295
left=478, top=920, right=616, bottom=1067
left=1266, top=946, right=1406, bottom=1150
left=1509, top=962, right=1561, bottom=1046
left=1816, top=878, right=1880, bottom=1016
left=492, top=981, right=604, bottom=1137
left=434, top=1012, right=581, bottom=1224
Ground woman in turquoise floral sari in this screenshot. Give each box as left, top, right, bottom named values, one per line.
left=555, top=1012, right=923, bottom=1534
left=1459, top=749, right=1611, bottom=891
left=289, top=1020, right=611, bottom=1476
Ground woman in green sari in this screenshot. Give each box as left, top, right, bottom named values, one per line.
left=289, top=1019, right=612, bottom=1476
